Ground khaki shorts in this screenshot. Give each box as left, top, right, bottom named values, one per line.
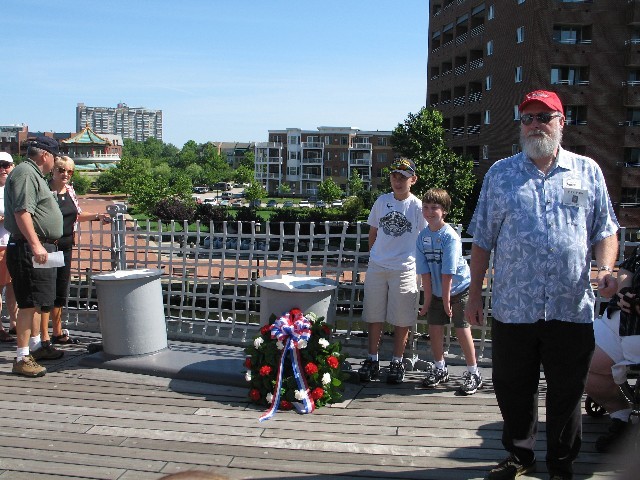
left=426, top=290, right=470, bottom=328
left=362, top=264, right=418, bottom=328
left=594, top=311, right=640, bottom=384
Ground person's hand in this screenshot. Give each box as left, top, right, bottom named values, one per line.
left=99, top=213, right=112, bottom=224
left=31, top=243, right=48, bottom=265
left=597, top=271, right=618, bottom=299
left=617, top=290, right=632, bottom=314
left=443, top=300, right=452, bottom=318
left=419, top=299, right=430, bottom=317
left=464, top=294, right=484, bottom=326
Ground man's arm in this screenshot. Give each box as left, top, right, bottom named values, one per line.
left=593, top=233, right=619, bottom=299
left=14, top=210, right=47, bottom=264
left=464, top=244, right=491, bottom=326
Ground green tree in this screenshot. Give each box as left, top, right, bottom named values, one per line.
left=234, top=165, right=254, bottom=185
left=244, top=181, right=267, bottom=208
left=239, top=151, right=255, bottom=169
left=347, top=169, right=365, bottom=197
left=317, top=177, right=342, bottom=202
left=71, top=172, right=92, bottom=195
left=277, top=183, right=291, bottom=195
left=391, top=107, right=475, bottom=224
left=95, top=168, right=121, bottom=193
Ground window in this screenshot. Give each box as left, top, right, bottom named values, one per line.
left=565, top=105, right=588, bottom=125
left=488, top=4, right=495, bottom=20
left=553, top=25, right=592, bottom=45
left=288, top=135, right=300, bottom=145
left=340, top=136, right=348, bottom=145
left=287, top=167, right=298, bottom=176
left=515, top=66, right=523, bottom=83
left=485, top=75, right=492, bottom=90
left=486, top=40, right=493, bottom=56
left=512, top=144, right=522, bottom=155
left=551, top=66, right=589, bottom=85
left=377, top=137, right=388, bottom=146
left=272, top=135, right=282, bottom=143
left=518, top=0, right=525, bottom=4
left=621, top=187, right=640, bottom=205
left=513, top=106, right=521, bottom=121
left=377, top=152, right=388, bottom=163
left=484, top=110, right=491, bottom=125
left=516, top=26, right=524, bottom=43
left=482, top=145, right=489, bottom=160
left=324, top=167, right=331, bottom=177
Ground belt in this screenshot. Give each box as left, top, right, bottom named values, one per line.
left=10, top=232, right=59, bottom=245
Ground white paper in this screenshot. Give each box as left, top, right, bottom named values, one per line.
left=32, top=251, right=65, bottom=269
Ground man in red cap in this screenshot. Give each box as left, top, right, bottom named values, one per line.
left=465, top=90, right=619, bottom=480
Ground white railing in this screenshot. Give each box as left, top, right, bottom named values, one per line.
left=62, top=220, right=635, bottom=364
left=301, top=142, right=324, bottom=149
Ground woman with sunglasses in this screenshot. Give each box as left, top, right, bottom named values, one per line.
left=0, top=152, right=18, bottom=342
left=40, top=156, right=110, bottom=345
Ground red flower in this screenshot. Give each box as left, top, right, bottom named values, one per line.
left=280, top=400, right=293, bottom=410
left=289, top=308, right=303, bottom=320
left=244, top=357, right=252, bottom=369
left=259, top=365, right=272, bottom=376
left=260, top=324, right=271, bottom=335
left=326, top=356, right=339, bottom=369
left=321, top=325, right=331, bottom=335
left=249, top=389, right=261, bottom=402
left=311, top=387, right=325, bottom=400
left=304, top=362, right=318, bottom=375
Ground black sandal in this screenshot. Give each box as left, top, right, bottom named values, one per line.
left=52, top=334, right=79, bottom=345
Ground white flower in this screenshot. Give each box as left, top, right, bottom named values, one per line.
left=318, top=338, right=329, bottom=348
left=297, top=339, right=307, bottom=349
left=276, top=340, right=284, bottom=350
left=245, top=371, right=252, bottom=382
left=294, top=389, right=307, bottom=400
left=266, top=393, right=274, bottom=404
left=254, top=337, right=264, bottom=349
left=322, top=373, right=331, bottom=385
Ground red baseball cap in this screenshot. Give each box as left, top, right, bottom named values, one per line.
left=519, top=90, right=564, bottom=114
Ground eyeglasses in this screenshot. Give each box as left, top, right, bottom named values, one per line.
left=390, top=159, right=415, bottom=173
left=0, top=161, right=13, bottom=169
left=56, top=167, right=74, bottom=176
left=520, top=113, right=563, bottom=126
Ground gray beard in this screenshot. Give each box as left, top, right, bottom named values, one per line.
left=520, top=129, right=562, bottom=160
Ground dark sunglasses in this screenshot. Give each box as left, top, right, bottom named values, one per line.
left=390, top=159, right=415, bottom=173
left=520, top=113, right=563, bottom=126
left=56, top=167, right=74, bottom=176
left=0, top=161, right=13, bottom=169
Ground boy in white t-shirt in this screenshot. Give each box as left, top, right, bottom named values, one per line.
left=416, top=188, right=481, bottom=394
left=359, top=158, right=427, bottom=384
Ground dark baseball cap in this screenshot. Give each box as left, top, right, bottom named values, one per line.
left=30, top=136, right=60, bottom=156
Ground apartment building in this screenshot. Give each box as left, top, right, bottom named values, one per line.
left=76, top=102, right=163, bottom=142
left=427, top=0, right=640, bottom=226
left=255, top=127, right=395, bottom=196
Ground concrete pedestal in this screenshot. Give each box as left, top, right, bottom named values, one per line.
left=92, top=268, right=167, bottom=356
left=256, top=274, right=338, bottom=325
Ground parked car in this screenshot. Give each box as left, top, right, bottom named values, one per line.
left=315, top=200, right=327, bottom=208
left=267, top=199, right=278, bottom=208
left=249, top=199, right=262, bottom=208
left=283, top=200, right=294, bottom=208
left=192, top=186, right=209, bottom=193
left=213, top=182, right=232, bottom=191
left=298, top=200, right=311, bottom=208
left=331, top=200, right=343, bottom=208
left=219, top=200, right=230, bottom=207
left=221, top=192, right=233, bottom=199
left=203, top=198, right=218, bottom=205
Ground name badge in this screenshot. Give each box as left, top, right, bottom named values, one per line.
left=563, top=177, right=582, bottom=189
left=422, top=237, right=433, bottom=248
left=562, top=188, right=588, bottom=208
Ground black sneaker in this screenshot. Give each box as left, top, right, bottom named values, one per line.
left=422, top=366, right=449, bottom=387
left=595, top=418, right=631, bottom=453
left=358, top=358, right=380, bottom=382
left=459, top=371, right=483, bottom=395
left=31, top=340, right=64, bottom=361
left=387, top=359, right=405, bottom=384
left=487, top=453, right=536, bottom=479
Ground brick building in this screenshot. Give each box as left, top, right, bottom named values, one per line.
left=255, top=127, right=395, bottom=196
left=427, top=0, right=640, bottom=226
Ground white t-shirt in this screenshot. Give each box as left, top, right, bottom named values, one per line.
left=0, top=186, right=9, bottom=246
left=367, top=192, right=427, bottom=271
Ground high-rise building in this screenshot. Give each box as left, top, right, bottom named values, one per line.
left=255, top=127, right=395, bottom=196
left=76, top=103, right=163, bottom=142
left=427, top=0, right=640, bottom=226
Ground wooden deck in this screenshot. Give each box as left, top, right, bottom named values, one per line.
left=0, top=334, right=630, bottom=480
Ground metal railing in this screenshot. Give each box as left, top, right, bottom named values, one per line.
left=64, top=218, right=635, bottom=364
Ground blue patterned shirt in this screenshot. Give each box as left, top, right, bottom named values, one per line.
left=468, top=148, right=618, bottom=324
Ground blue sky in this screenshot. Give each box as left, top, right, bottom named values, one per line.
left=1, top=1, right=428, bottom=148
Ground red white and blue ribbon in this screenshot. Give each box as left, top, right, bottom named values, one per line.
left=259, top=310, right=315, bottom=422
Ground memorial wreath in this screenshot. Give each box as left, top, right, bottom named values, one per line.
left=244, top=308, right=346, bottom=421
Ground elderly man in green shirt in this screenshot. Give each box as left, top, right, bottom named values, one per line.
left=4, top=137, right=63, bottom=377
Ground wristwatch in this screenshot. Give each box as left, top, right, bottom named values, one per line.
left=598, top=265, right=613, bottom=273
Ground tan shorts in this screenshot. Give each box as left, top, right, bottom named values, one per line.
left=363, top=264, right=418, bottom=328
left=594, top=311, right=640, bottom=384
left=0, top=247, right=11, bottom=286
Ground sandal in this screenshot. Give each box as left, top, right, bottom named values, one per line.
left=52, top=334, right=79, bottom=345
left=0, top=329, right=15, bottom=343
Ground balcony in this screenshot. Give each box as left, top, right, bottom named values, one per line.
left=349, top=142, right=372, bottom=150
left=470, top=24, right=484, bottom=38
left=469, top=58, right=484, bottom=70
left=301, top=174, right=322, bottom=181
left=469, top=91, right=482, bottom=103
left=255, top=156, right=282, bottom=165
left=628, top=0, right=640, bottom=25
left=624, top=83, right=640, bottom=106
left=256, top=142, right=283, bottom=148
left=255, top=172, right=279, bottom=179
left=71, top=152, right=121, bottom=165
left=349, top=158, right=372, bottom=166
left=627, top=40, right=640, bottom=66
left=301, top=142, right=324, bottom=149
left=454, top=64, right=467, bottom=76
left=453, top=95, right=466, bottom=107
left=300, top=157, right=323, bottom=165
left=467, top=124, right=481, bottom=135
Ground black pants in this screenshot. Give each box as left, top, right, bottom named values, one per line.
left=492, top=319, right=595, bottom=477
